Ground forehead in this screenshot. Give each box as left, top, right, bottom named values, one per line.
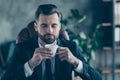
left=38, top=13, right=60, bottom=23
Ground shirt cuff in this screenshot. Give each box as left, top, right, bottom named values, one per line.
left=74, top=60, right=83, bottom=73
left=24, top=62, right=33, bottom=77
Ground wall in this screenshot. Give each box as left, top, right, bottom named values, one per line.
left=1, top=1, right=120, bottom=80
left=0, top=0, right=92, bottom=43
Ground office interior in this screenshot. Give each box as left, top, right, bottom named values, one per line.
left=0, top=0, right=120, bottom=80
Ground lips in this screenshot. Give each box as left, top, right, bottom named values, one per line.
left=45, top=34, right=53, bottom=38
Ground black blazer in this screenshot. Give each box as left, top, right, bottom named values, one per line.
left=1, top=37, right=102, bottom=80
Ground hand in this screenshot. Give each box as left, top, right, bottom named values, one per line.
left=28, top=48, right=53, bottom=70
left=57, top=47, right=79, bottom=68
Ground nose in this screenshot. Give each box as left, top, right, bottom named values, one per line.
left=47, top=26, right=53, bottom=33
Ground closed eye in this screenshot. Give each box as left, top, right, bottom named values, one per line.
left=41, top=24, right=47, bottom=28
left=52, top=24, right=58, bottom=28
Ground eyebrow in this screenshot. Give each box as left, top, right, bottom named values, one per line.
left=41, top=23, right=58, bottom=25
left=41, top=23, right=47, bottom=26
left=52, top=23, right=57, bottom=25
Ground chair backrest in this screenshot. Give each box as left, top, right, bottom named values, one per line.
left=0, top=48, right=5, bottom=68
left=16, top=21, right=69, bottom=44
left=0, top=41, right=16, bottom=69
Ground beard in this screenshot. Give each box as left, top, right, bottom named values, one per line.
left=38, top=33, right=57, bottom=44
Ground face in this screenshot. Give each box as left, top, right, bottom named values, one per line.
left=34, top=13, right=61, bottom=44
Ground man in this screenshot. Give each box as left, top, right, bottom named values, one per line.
left=1, top=4, right=102, bottom=80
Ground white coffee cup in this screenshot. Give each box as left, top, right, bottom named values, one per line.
left=45, top=44, right=58, bottom=56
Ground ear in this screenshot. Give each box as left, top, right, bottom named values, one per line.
left=34, top=22, right=38, bottom=31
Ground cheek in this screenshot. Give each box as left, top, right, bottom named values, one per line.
left=37, top=28, right=45, bottom=34
left=54, top=29, right=60, bottom=35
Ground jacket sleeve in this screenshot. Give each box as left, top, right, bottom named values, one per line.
left=71, top=42, right=102, bottom=80
left=1, top=44, right=28, bottom=80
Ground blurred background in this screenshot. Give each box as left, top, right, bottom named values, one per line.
left=0, top=0, right=92, bottom=43
left=0, top=0, right=120, bottom=80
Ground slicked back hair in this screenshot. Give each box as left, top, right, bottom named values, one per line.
left=35, top=4, right=61, bottom=20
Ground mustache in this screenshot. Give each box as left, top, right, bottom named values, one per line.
left=44, top=33, right=54, bottom=36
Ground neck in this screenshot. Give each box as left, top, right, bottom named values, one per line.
left=38, top=38, right=46, bottom=47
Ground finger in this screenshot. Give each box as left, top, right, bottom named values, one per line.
left=40, top=50, right=53, bottom=55
left=58, top=47, right=68, bottom=50
left=59, top=55, right=67, bottom=61
left=58, top=47, right=65, bottom=49
left=43, top=56, right=53, bottom=59
left=35, top=49, right=53, bottom=55
left=34, top=52, right=53, bottom=61
left=41, top=54, right=54, bottom=59
left=58, top=49, right=67, bottom=55
left=57, top=47, right=66, bottom=53
left=59, top=53, right=67, bottom=59
left=34, top=49, right=53, bottom=59
left=41, top=53, right=54, bottom=57
left=58, top=47, right=68, bottom=53
left=36, top=48, right=51, bottom=52
left=58, top=50, right=66, bottom=54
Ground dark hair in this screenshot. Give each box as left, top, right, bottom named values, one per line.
left=35, top=4, right=61, bottom=20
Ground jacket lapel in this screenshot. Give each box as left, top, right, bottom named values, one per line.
left=55, top=39, right=73, bottom=80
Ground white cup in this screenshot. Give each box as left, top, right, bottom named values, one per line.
left=45, top=44, right=58, bottom=56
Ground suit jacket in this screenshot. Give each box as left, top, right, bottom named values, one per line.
left=1, top=37, right=102, bottom=80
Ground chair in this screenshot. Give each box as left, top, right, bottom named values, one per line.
left=0, top=41, right=16, bottom=69
left=16, top=21, right=37, bottom=43
left=0, top=41, right=16, bottom=78
left=16, top=21, right=69, bottom=44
